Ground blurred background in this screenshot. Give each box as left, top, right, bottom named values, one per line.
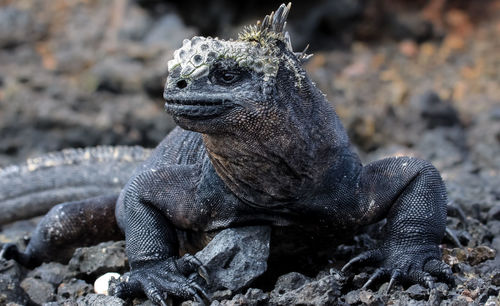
left=0, top=0, right=499, bottom=214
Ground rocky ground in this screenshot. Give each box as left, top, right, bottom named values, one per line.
left=0, top=0, right=499, bottom=305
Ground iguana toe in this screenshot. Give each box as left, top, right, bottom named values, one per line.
left=344, top=244, right=453, bottom=293
left=110, top=258, right=209, bottom=305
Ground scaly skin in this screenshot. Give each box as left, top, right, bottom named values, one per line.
left=1, top=3, right=452, bottom=304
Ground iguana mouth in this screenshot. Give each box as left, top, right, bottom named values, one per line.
left=164, top=96, right=233, bottom=119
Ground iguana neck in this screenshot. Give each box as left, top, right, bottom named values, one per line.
left=202, top=96, right=348, bottom=207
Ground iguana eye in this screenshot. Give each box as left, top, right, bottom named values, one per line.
left=221, top=72, right=239, bottom=83
left=211, top=70, right=242, bottom=85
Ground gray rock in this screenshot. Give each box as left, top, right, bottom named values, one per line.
left=469, top=246, right=497, bottom=266
left=352, top=272, right=369, bottom=288
left=244, top=288, right=268, bottom=301
left=57, top=278, right=93, bottom=302
left=329, top=268, right=347, bottom=284
left=28, top=262, right=74, bottom=285
left=195, top=226, right=271, bottom=292
left=488, top=221, right=500, bottom=236
left=0, top=273, right=31, bottom=305
left=270, top=274, right=341, bottom=305
left=20, top=277, right=55, bottom=304
left=211, top=289, right=233, bottom=301
left=358, top=290, right=381, bottom=305
left=445, top=172, right=498, bottom=214
left=180, top=300, right=202, bottom=306
left=416, top=91, right=461, bottom=129
left=488, top=206, right=500, bottom=221
left=490, top=269, right=500, bottom=286
left=273, top=272, right=312, bottom=293
left=428, top=287, right=445, bottom=306
left=216, top=288, right=268, bottom=306
left=0, top=259, right=24, bottom=280
left=485, top=295, right=500, bottom=306
left=133, top=299, right=159, bottom=306
left=406, top=284, right=428, bottom=300
left=467, top=110, right=500, bottom=174
left=68, top=241, right=127, bottom=277
left=76, top=293, right=126, bottom=306
left=415, top=128, right=465, bottom=171
left=491, top=237, right=500, bottom=253
left=344, top=289, right=361, bottom=304
left=435, top=283, right=449, bottom=296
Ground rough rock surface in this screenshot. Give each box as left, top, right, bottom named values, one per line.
left=56, top=278, right=94, bottom=303
left=269, top=272, right=342, bottom=305
left=195, top=226, right=271, bottom=292
left=0, top=270, right=31, bottom=305
left=20, top=276, right=55, bottom=304
left=68, top=241, right=128, bottom=278
left=28, top=262, right=74, bottom=286
left=76, top=293, right=126, bottom=306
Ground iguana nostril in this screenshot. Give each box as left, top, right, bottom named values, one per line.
left=177, top=80, right=187, bottom=89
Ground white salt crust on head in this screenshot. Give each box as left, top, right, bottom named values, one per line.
left=167, top=36, right=280, bottom=83
left=165, top=4, right=312, bottom=88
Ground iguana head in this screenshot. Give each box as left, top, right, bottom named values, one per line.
left=163, top=3, right=312, bottom=134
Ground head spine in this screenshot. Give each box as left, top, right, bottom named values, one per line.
left=238, top=3, right=312, bottom=63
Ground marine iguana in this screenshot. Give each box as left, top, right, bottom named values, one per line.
left=1, top=3, right=453, bottom=304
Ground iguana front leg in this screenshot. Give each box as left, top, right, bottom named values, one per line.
left=111, top=166, right=209, bottom=304
left=341, top=157, right=452, bottom=291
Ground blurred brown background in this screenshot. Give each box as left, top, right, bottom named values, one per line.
left=0, top=0, right=499, bottom=198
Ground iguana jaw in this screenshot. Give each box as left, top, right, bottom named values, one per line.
left=164, top=93, right=234, bottom=120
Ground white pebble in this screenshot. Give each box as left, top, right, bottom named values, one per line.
left=94, top=272, right=121, bottom=295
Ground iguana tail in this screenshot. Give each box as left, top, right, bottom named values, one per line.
left=0, top=146, right=152, bottom=225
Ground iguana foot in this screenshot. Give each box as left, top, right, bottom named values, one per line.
left=0, top=243, right=34, bottom=268
left=0, top=243, right=16, bottom=260
left=342, top=245, right=453, bottom=293
left=110, top=254, right=210, bottom=305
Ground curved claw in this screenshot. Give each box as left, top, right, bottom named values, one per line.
left=186, top=287, right=204, bottom=305
left=342, top=249, right=383, bottom=272
left=178, top=254, right=210, bottom=285
left=386, top=269, right=402, bottom=294
left=189, top=280, right=211, bottom=301
left=445, top=227, right=462, bottom=247
left=180, top=254, right=202, bottom=268
left=198, top=266, right=210, bottom=285
left=147, top=286, right=168, bottom=306
left=149, top=290, right=168, bottom=306
left=151, top=293, right=168, bottom=306
left=362, top=268, right=388, bottom=290
left=143, top=274, right=179, bottom=306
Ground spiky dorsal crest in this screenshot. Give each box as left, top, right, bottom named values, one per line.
left=238, top=3, right=312, bottom=63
